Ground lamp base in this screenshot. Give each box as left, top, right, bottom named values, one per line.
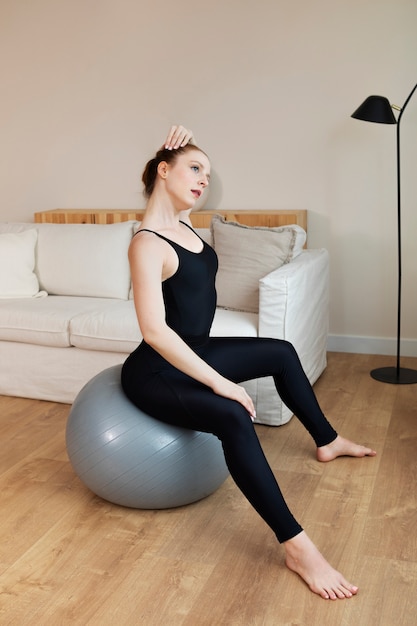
left=370, top=366, right=417, bottom=384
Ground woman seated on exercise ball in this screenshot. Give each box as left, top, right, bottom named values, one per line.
left=121, top=125, right=376, bottom=600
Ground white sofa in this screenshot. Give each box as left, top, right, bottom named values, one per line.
left=0, top=219, right=329, bottom=426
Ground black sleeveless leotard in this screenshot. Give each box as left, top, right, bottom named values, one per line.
left=122, top=222, right=336, bottom=543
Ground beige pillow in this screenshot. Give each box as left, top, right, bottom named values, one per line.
left=0, top=229, right=46, bottom=298
left=210, top=215, right=296, bottom=313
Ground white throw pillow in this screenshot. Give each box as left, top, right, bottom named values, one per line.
left=210, top=215, right=296, bottom=313
left=0, top=229, right=45, bottom=298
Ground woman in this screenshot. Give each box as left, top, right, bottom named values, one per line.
left=122, top=125, right=376, bottom=600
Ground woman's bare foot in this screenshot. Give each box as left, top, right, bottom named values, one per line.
left=284, top=531, right=358, bottom=600
left=317, top=435, right=377, bottom=463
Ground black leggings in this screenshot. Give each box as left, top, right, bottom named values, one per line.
left=121, top=337, right=337, bottom=543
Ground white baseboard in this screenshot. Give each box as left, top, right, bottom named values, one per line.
left=327, top=334, right=417, bottom=358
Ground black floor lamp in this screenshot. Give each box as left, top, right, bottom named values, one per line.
left=351, top=83, right=417, bottom=384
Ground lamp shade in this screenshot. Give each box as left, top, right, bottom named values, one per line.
left=351, top=95, right=397, bottom=124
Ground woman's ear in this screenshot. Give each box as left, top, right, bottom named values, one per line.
left=157, top=161, right=168, bottom=179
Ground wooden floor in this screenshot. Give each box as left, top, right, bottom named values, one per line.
left=0, top=352, right=416, bottom=625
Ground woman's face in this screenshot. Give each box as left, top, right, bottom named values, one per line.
left=164, top=149, right=211, bottom=210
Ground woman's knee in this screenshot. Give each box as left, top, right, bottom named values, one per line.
left=270, top=339, right=301, bottom=367
left=272, top=338, right=296, bottom=355
left=215, top=403, right=254, bottom=441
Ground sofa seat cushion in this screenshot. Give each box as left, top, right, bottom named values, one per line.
left=0, top=295, right=258, bottom=352
left=210, top=308, right=258, bottom=337
left=0, top=296, right=137, bottom=348
left=71, top=302, right=258, bottom=352
left=70, top=300, right=142, bottom=353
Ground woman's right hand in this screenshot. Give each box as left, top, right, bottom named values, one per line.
left=212, top=378, right=257, bottom=422
left=164, top=125, right=194, bottom=150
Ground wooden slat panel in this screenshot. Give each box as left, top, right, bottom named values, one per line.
left=34, top=208, right=308, bottom=230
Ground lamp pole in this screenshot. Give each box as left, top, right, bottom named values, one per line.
left=370, top=83, right=417, bottom=383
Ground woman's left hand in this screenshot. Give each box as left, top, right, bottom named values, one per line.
left=164, top=125, right=194, bottom=150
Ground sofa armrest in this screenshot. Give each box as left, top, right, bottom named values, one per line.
left=258, top=249, right=329, bottom=382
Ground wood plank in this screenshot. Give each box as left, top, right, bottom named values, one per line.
left=360, top=382, right=417, bottom=562
left=34, top=210, right=95, bottom=224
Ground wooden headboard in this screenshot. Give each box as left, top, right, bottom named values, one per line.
left=34, top=208, right=307, bottom=231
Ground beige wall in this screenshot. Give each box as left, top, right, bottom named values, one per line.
left=1, top=0, right=416, bottom=355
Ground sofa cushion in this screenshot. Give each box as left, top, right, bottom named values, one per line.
left=70, top=300, right=142, bottom=353
left=0, top=229, right=46, bottom=299
left=36, top=222, right=134, bottom=299
left=70, top=301, right=258, bottom=352
left=210, top=307, right=258, bottom=337
left=0, top=221, right=134, bottom=300
left=0, top=296, right=137, bottom=348
left=211, top=215, right=297, bottom=313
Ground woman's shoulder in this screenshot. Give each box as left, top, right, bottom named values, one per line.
left=129, top=229, right=166, bottom=257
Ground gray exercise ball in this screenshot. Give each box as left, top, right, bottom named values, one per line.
left=65, top=364, right=229, bottom=509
